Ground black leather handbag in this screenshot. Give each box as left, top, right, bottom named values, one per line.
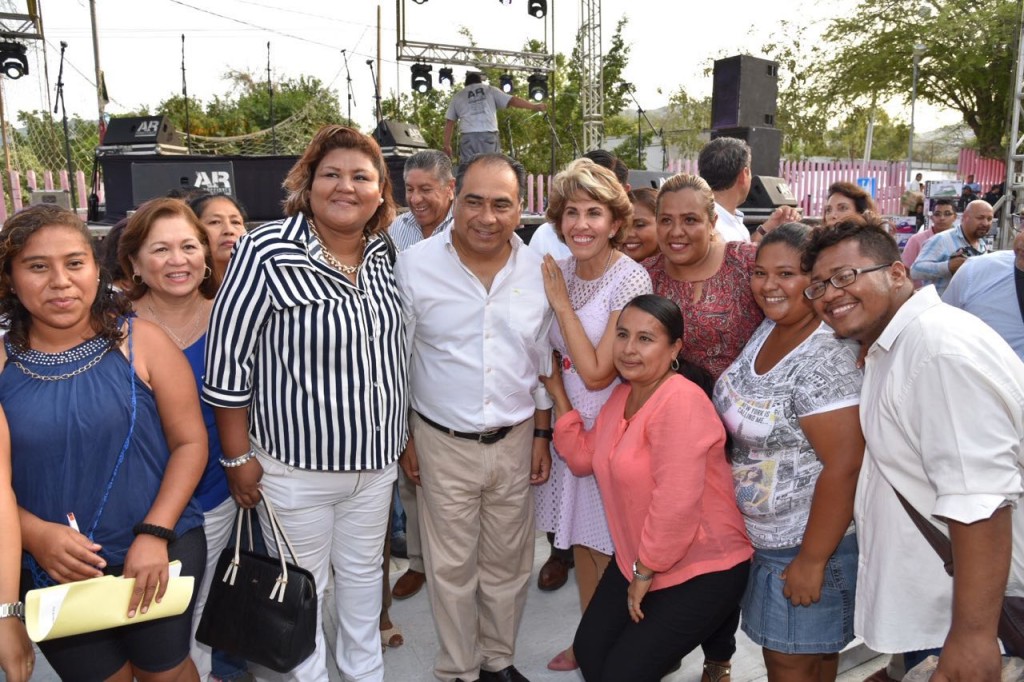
left=195, top=496, right=317, bottom=673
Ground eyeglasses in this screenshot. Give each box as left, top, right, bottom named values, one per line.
left=803, top=263, right=892, bottom=300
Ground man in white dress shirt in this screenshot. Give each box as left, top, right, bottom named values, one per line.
left=698, top=136, right=798, bottom=242
left=804, top=217, right=1024, bottom=679
left=698, top=136, right=752, bottom=242
left=397, top=153, right=554, bottom=682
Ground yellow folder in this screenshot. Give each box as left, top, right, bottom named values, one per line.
left=24, top=560, right=195, bottom=642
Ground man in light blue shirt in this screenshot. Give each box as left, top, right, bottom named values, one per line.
left=943, top=225, right=1024, bottom=360
left=911, top=200, right=994, bottom=295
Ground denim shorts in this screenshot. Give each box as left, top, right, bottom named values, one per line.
left=740, top=532, right=857, bottom=654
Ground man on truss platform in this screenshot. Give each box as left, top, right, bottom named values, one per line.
left=443, top=72, right=546, bottom=167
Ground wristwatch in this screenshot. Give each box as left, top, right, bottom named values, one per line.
left=0, top=602, right=24, bottom=620
left=632, top=560, right=652, bottom=581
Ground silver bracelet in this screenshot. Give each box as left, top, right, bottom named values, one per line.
left=219, top=450, right=256, bottom=468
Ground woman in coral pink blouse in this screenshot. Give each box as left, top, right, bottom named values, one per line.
left=543, top=293, right=752, bottom=682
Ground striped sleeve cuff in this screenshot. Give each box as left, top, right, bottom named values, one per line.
left=201, top=383, right=253, bottom=409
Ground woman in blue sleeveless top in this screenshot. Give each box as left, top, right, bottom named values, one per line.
left=119, top=196, right=252, bottom=681
left=0, top=205, right=206, bottom=681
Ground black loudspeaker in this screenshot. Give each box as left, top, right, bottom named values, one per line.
left=383, top=152, right=412, bottom=207
left=373, top=120, right=427, bottom=149
left=711, top=127, right=783, bottom=179
left=103, top=116, right=181, bottom=145
left=742, top=176, right=798, bottom=210
left=711, top=56, right=779, bottom=129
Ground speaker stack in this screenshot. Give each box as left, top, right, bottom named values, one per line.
left=373, top=120, right=429, bottom=207
left=710, top=56, right=782, bottom=180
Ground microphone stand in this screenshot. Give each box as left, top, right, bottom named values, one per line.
left=267, top=42, right=277, bottom=154
left=341, top=49, right=356, bottom=125
left=367, top=60, right=383, bottom=128
left=181, top=35, right=192, bottom=154
left=625, top=84, right=661, bottom=170
left=54, top=41, right=77, bottom=210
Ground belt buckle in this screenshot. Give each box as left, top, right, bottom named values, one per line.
left=477, top=428, right=500, bottom=443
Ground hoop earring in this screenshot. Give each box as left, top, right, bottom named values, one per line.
left=670, top=357, right=680, bottom=371
left=203, top=265, right=213, bottom=280
left=132, top=273, right=143, bottom=285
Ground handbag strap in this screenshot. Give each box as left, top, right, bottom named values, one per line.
left=221, top=494, right=304, bottom=601
left=892, top=485, right=955, bottom=578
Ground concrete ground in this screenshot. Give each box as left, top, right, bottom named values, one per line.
left=7, top=532, right=886, bottom=682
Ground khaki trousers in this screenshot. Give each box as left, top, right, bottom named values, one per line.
left=412, top=414, right=536, bottom=682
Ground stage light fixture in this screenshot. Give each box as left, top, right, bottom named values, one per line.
left=412, top=0, right=428, bottom=3
left=499, top=74, right=514, bottom=94
left=0, top=42, right=29, bottom=80
left=410, top=63, right=432, bottom=93
left=439, top=67, right=454, bottom=87
left=527, top=0, right=547, bottom=17
left=527, top=73, right=548, bottom=101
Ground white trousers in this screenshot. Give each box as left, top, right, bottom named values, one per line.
left=190, top=495, right=239, bottom=680
left=252, top=451, right=397, bottom=682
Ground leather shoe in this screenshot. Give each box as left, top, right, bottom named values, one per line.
left=392, top=569, right=426, bottom=599
left=537, top=555, right=572, bottom=591
left=480, top=665, right=530, bottom=682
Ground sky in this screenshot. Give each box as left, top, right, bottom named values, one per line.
left=1, top=0, right=961, bottom=136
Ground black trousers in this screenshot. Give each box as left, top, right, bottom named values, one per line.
left=574, top=557, right=749, bottom=682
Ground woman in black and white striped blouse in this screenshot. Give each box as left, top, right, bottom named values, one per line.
left=203, top=125, right=407, bottom=682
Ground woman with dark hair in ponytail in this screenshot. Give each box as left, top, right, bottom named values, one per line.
left=542, top=294, right=751, bottom=682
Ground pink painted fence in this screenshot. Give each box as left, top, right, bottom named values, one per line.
left=669, top=157, right=909, bottom=217
left=1, top=169, right=91, bottom=222
left=957, top=148, right=1005, bottom=190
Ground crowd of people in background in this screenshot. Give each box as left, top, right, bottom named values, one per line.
left=0, top=123, right=1021, bottom=682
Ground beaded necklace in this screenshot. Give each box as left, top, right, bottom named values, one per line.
left=8, top=335, right=112, bottom=382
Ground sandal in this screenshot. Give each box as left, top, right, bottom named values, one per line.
left=380, top=623, right=404, bottom=650
left=702, top=659, right=731, bottom=682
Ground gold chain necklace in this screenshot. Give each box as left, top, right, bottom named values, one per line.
left=145, top=301, right=203, bottom=349
left=308, top=218, right=365, bottom=275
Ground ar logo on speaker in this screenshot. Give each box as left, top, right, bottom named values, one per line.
left=194, top=171, right=232, bottom=195
left=135, top=119, right=161, bottom=137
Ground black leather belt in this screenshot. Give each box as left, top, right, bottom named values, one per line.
left=416, top=412, right=514, bottom=445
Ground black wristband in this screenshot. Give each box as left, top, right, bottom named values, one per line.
left=534, top=428, right=553, bottom=440
left=132, top=523, right=178, bottom=543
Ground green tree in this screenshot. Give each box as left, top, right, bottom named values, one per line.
left=141, top=72, right=347, bottom=154
left=774, top=0, right=1016, bottom=159
left=656, top=88, right=712, bottom=159
left=824, top=107, right=910, bottom=161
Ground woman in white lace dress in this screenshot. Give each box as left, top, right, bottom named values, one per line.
left=535, top=158, right=652, bottom=671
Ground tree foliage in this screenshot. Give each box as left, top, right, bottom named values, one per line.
left=153, top=72, right=348, bottom=136
left=766, top=0, right=1016, bottom=159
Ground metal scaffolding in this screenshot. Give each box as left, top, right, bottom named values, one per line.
left=1002, top=0, right=1024, bottom=250
left=579, top=0, right=602, bottom=151
left=395, top=1, right=554, bottom=74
